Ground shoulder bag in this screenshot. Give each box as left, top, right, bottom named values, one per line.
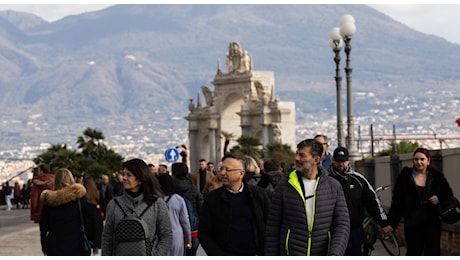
left=437, top=196, right=460, bottom=224
left=78, top=199, right=93, bottom=256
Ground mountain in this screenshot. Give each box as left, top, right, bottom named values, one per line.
left=0, top=4, right=459, bottom=155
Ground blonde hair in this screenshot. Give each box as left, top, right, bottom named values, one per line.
left=54, top=168, right=76, bottom=190
left=244, top=156, right=260, bottom=175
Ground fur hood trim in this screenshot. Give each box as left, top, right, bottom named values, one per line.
left=40, top=183, right=86, bottom=207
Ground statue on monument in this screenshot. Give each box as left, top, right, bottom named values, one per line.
left=201, top=85, right=214, bottom=107
left=225, top=52, right=233, bottom=73
left=188, top=98, right=195, bottom=111
left=238, top=50, right=251, bottom=73
left=272, top=123, right=282, bottom=142
left=224, top=42, right=252, bottom=74
left=254, top=81, right=265, bottom=102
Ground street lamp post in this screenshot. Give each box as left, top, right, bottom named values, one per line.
left=329, top=27, right=344, bottom=147
left=339, top=14, right=360, bottom=165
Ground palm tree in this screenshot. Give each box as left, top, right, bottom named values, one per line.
left=229, top=135, right=263, bottom=159
left=220, top=130, right=236, bottom=154
left=77, top=127, right=106, bottom=158
left=33, top=128, right=124, bottom=180
left=264, top=141, right=295, bottom=169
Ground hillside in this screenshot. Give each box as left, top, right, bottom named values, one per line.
left=0, top=4, right=459, bottom=153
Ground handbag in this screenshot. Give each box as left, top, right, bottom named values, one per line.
left=78, top=199, right=93, bottom=256
left=437, top=196, right=460, bottom=224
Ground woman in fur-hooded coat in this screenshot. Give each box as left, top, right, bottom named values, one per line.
left=39, top=168, right=89, bottom=256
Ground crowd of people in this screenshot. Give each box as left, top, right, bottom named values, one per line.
left=2, top=136, right=456, bottom=256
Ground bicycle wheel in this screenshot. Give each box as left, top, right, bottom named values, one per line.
left=379, top=232, right=400, bottom=256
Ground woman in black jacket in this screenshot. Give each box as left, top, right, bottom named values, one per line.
left=385, top=148, right=454, bottom=255
left=39, top=168, right=89, bottom=256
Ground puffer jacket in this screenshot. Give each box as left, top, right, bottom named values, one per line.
left=101, top=192, right=172, bottom=256
left=264, top=167, right=350, bottom=256
left=39, top=183, right=88, bottom=256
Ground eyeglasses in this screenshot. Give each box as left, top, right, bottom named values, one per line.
left=217, top=167, right=242, bottom=173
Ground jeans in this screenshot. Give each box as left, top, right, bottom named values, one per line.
left=5, top=195, right=12, bottom=210
left=186, top=236, right=200, bottom=256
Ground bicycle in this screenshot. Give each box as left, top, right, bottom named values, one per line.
left=362, top=184, right=400, bottom=256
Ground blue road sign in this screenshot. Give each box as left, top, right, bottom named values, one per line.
left=165, top=148, right=180, bottom=162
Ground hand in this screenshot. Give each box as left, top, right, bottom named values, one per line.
left=381, top=225, right=393, bottom=234
left=185, top=242, right=192, bottom=249
left=428, top=195, right=439, bottom=205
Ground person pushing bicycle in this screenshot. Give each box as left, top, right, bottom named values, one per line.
left=328, top=147, right=392, bottom=256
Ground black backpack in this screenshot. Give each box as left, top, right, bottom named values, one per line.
left=180, top=189, right=197, bottom=231
left=113, top=198, right=153, bottom=255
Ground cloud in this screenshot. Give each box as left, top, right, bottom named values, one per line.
left=0, top=4, right=112, bottom=22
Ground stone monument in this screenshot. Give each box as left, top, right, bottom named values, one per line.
left=185, top=42, right=296, bottom=171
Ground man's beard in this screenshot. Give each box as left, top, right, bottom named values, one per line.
left=296, top=162, right=313, bottom=175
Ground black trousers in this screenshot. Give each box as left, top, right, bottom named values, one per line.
left=345, top=226, right=365, bottom=256
left=404, top=221, right=441, bottom=256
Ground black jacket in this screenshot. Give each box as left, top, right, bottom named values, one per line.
left=39, top=184, right=89, bottom=256
left=329, top=166, right=389, bottom=229
left=198, top=183, right=270, bottom=256
left=387, top=166, right=453, bottom=229
left=172, top=178, right=203, bottom=228
left=264, top=168, right=350, bottom=256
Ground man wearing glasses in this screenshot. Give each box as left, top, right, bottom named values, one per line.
left=198, top=153, right=270, bottom=256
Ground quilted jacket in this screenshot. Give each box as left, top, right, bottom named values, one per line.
left=264, top=167, right=350, bottom=256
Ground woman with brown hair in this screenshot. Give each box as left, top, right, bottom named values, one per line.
left=101, top=158, right=172, bottom=255
left=384, top=148, right=454, bottom=255
left=82, top=176, right=104, bottom=255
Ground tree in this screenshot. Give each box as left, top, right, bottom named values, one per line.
left=375, top=141, right=420, bottom=157
left=263, top=141, right=295, bottom=171
left=220, top=130, right=236, bottom=155
left=77, top=127, right=106, bottom=158
left=33, top=128, right=124, bottom=180
left=33, top=144, right=79, bottom=174
left=229, top=135, right=264, bottom=160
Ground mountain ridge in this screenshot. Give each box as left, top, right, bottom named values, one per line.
left=0, top=4, right=458, bottom=153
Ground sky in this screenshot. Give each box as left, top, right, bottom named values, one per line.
left=0, top=3, right=459, bottom=45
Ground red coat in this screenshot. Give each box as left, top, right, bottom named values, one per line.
left=30, top=173, right=55, bottom=222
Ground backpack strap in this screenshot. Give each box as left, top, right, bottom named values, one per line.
left=139, top=201, right=154, bottom=218
left=114, top=198, right=128, bottom=217
left=114, top=197, right=153, bottom=218
left=165, top=195, right=172, bottom=204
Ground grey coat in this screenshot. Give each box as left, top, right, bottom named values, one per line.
left=264, top=168, right=350, bottom=256
left=101, top=192, right=172, bottom=256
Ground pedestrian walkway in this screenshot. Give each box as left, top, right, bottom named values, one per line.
left=0, top=225, right=42, bottom=256
left=0, top=224, right=403, bottom=256
left=0, top=205, right=403, bottom=256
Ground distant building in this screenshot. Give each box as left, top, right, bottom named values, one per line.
left=185, top=42, right=296, bottom=171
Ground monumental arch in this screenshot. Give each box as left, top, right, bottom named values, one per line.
left=185, top=42, right=296, bottom=172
